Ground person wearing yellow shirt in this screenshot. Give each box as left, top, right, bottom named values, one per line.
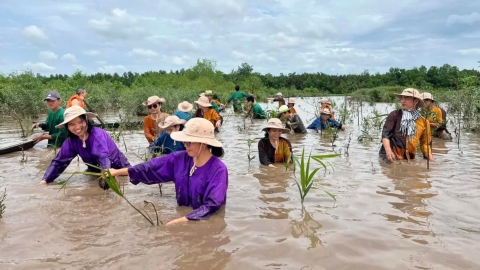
left=421, top=92, right=452, bottom=140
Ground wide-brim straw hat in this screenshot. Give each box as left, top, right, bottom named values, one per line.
left=204, top=90, right=214, bottom=96
left=319, top=98, right=328, bottom=104
left=320, top=108, right=332, bottom=115
left=195, top=96, right=212, bottom=107
left=142, top=96, right=162, bottom=106
left=55, top=105, right=97, bottom=128
left=158, top=115, right=186, bottom=129
left=261, top=118, right=290, bottom=133
left=170, top=118, right=224, bottom=157
left=420, top=92, right=435, bottom=101
left=278, top=105, right=290, bottom=114
left=276, top=92, right=283, bottom=96
left=395, top=88, right=424, bottom=107
left=177, top=101, right=193, bottom=112
left=288, top=98, right=296, bottom=104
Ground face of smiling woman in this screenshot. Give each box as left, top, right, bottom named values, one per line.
left=67, top=117, right=88, bottom=137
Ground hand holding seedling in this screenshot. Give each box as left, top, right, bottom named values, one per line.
left=165, top=216, right=188, bottom=226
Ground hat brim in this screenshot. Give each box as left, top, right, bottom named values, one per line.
left=170, top=131, right=223, bottom=147
left=142, top=100, right=162, bottom=106
left=261, top=127, right=290, bottom=134
left=195, top=101, right=212, bottom=107
left=158, top=119, right=186, bottom=129
left=44, top=97, right=59, bottom=101
left=55, top=112, right=97, bottom=129
left=395, top=94, right=424, bottom=107
left=177, top=103, right=194, bottom=112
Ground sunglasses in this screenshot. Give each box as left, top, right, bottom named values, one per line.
left=148, top=103, right=159, bottom=109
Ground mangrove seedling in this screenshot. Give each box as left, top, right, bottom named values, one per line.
left=0, top=188, right=6, bottom=218
left=246, top=137, right=262, bottom=164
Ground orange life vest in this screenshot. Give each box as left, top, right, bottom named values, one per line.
left=67, top=94, right=85, bottom=108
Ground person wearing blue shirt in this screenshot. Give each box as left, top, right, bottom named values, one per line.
left=150, top=115, right=186, bottom=155
left=173, top=101, right=193, bottom=121
left=307, top=108, right=345, bottom=132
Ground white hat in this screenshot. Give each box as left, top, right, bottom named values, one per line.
left=420, top=92, right=435, bottom=101
left=288, top=98, right=296, bottom=104
left=55, top=106, right=97, bottom=128
left=195, top=96, right=212, bottom=107
left=142, top=96, right=162, bottom=106
left=177, top=101, right=194, bottom=112
left=276, top=92, right=283, bottom=96
left=395, top=88, right=424, bottom=107
left=320, top=108, right=332, bottom=115
left=158, top=115, right=186, bottom=129
left=170, top=118, right=224, bottom=157
left=261, top=118, right=290, bottom=133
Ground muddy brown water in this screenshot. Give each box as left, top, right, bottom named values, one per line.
left=0, top=97, right=479, bottom=270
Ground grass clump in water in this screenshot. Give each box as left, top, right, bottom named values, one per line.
left=0, top=188, right=6, bottom=218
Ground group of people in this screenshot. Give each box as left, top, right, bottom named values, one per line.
left=32, top=85, right=451, bottom=225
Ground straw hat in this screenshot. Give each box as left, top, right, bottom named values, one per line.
left=177, top=101, right=193, bottom=112
left=395, top=88, right=424, bottom=107
left=288, top=98, right=296, bottom=104
left=55, top=105, right=97, bottom=128
left=319, top=98, right=329, bottom=104
left=276, top=92, right=283, bottom=96
left=204, top=90, right=214, bottom=96
left=159, top=97, right=166, bottom=104
left=420, top=92, right=435, bottom=101
left=278, top=105, right=290, bottom=114
left=320, top=108, right=332, bottom=115
left=158, top=115, right=186, bottom=129
left=142, top=96, right=162, bottom=106
left=195, top=96, right=212, bottom=107
left=170, top=118, right=224, bottom=157
left=261, top=118, right=290, bottom=133
left=198, top=93, right=205, bottom=97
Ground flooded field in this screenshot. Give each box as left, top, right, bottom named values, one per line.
left=0, top=97, right=479, bottom=270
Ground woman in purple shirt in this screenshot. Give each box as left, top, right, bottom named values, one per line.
left=39, top=106, right=131, bottom=189
left=108, top=117, right=228, bottom=226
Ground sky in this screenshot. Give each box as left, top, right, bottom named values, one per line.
left=1, top=0, right=480, bottom=76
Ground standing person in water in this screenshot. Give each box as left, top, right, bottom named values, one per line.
left=32, top=90, right=67, bottom=148
left=174, top=101, right=193, bottom=121
left=287, top=98, right=297, bottom=114
left=246, top=95, right=266, bottom=119
left=107, top=118, right=228, bottom=225
left=278, top=105, right=307, bottom=134
left=39, top=106, right=131, bottom=189
left=150, top=115, right=186, bottom=155
left=143, top=96, right=169, bottom=145
left=66, top=87, right=87, bottom=108
left=319, top=98, right=335, bottom=119
left=307, top=108, right=345, bottom=132
left=421, top=92, right=452, bottom=140
left=227, top=85, right=250, bottom=113
left=258, top=118, right=292, bottom=168
left=272, top=92, right=286, bottom=107
left=380, top=88, right=434, bottom=162
left=195, top=96, right=222, bottom=130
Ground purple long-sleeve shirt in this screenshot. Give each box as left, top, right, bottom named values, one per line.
left=128, top=151, right=228, bottom=220
left=43, top=127, right=131, bottom=183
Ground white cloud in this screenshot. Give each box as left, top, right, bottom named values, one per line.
left=83, top=50, right=101, bottom=56
left=39, top=51, right=58, bottom=60
left=447, top=12, right=480, bottom=26
left=457, top=48, right=480, bottom=55
left=60, top=53, right=77, bottom=62
left=88, top=8, right=145, bottom=39
left=95, top=60, right=107, bottom=65
left=23, top=61, right=55, bottom=72
left=98, top=65, right=127, bottom=74
left=127, top=48, right=158, bottom=58
left=22, top=25, right=48, bottom=44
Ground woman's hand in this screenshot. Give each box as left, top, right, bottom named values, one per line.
left=428, top=152, right=435, bottom=161
left=166, top=216, right=188, bottom=226
left=215, top=120, right=221, bottom=128
left=268, top=164, right=276, bottom=168
left=105, top=169, right=117, bottom=177
left=39, top=180, right=47, bottom=184
left=385, top=149, right=396, bottom=162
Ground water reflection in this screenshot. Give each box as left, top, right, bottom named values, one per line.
left=290, top=207, right=323, bottom=249
left=377, top=161, right=437, bottom=244
left=253, top=171, right=291, bottom=220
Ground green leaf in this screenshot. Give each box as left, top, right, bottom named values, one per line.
left=324, top=191, right=337, bottom=201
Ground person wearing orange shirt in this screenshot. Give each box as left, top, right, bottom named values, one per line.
left=194, top=96, right=222, bottom=131
left=142, top=96, right=169, bottom=145
left=287, top=98, right=297, bottom=114
left=66, top=87, right=87, bottom=108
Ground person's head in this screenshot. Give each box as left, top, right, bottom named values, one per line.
left=204, top=90, right=214, bottom=101
left=320, top=108, right=332, bottom=121
left=261, top=118, right=289, bottom=139
left=177, top=101, right=193, bottom=113
left=43, top=90, right=62, bottom=110
left=195, top=96, right=212, bottom=111
left=278, top=105, right=291, bottom=118
left=421, top=92, right=435, bottom=109
left=76, top=87, right=87, bottom=99
left=276, top=92, right=283, bottom=98
left=170, top=118, right=224, bottom=158
left=235, top=85, right=240, bottom=91
left=143, top=96, right=162, bottom=114
left=55, top=105, right=96, bottom=138
left=246, top=95, right=255, bottom=104
left=287, top=98, right=295, bottom=108
left=319, top=98, right=329, bottom=107
left=158, top=115, right=186, bottom=135
left=395, top=88, right=424, bottom=111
